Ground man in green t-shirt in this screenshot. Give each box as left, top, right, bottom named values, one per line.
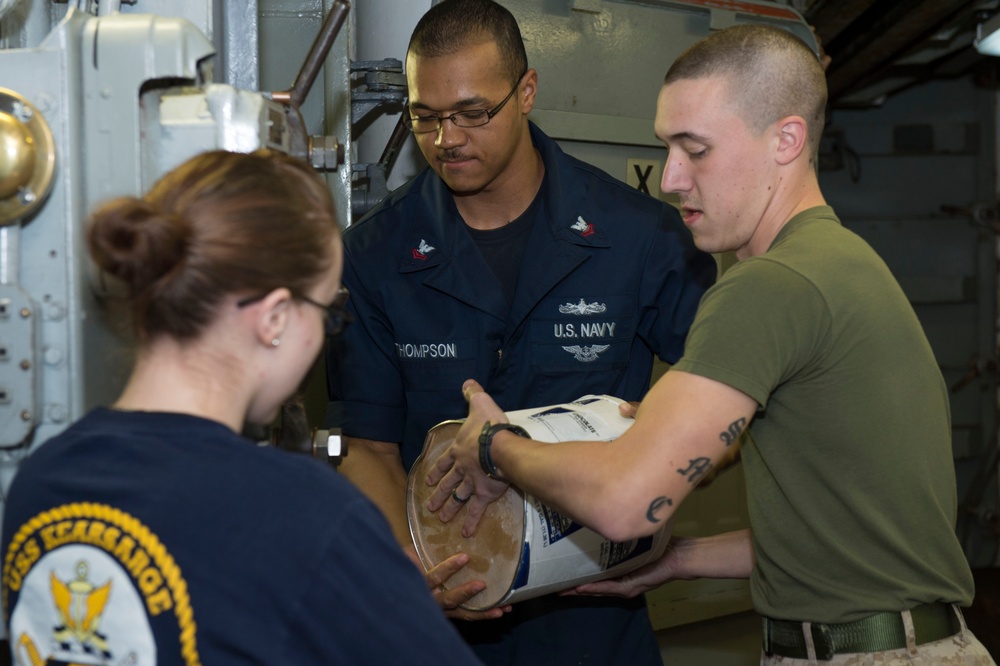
left=424, top=23, right=995, bottom=665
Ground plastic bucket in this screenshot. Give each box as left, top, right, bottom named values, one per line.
left=406, top=395, right=672, bottom=610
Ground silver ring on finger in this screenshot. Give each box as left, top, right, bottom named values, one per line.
left=451, top=488, right=472, bottom=504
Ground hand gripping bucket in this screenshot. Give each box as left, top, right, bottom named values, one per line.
left=406, top=395, right=673, bottom=610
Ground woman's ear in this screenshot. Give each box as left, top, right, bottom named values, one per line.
left=251, top=288, right=293, bottom=349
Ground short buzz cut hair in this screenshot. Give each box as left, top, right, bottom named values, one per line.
left=407, top=0, right=528, bottom=85
left=665, top=24, right=827, bottom=157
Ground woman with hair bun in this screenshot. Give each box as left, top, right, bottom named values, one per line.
left=1, top=150, right=481, bottom=665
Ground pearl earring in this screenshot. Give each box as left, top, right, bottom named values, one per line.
left=271, top=338, right=280, bottom=347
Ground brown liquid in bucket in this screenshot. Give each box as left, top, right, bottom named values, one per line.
left=406, top=395, right=672, bottom=611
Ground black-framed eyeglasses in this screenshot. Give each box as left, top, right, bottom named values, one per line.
left=403, top=70, right=527, bottom=134
left=237, top=287, right=352, bottom=338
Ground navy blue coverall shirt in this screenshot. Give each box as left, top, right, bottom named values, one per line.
left=327, top=122, right=716, bottom=666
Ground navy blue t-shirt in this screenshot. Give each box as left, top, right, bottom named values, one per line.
left=1, top=408, right=481, bottom=665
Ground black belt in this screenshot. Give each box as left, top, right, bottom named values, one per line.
left=762, top=603, right=961, bottom=661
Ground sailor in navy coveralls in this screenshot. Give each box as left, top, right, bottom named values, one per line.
left=326, top=1, right=716, bottom=663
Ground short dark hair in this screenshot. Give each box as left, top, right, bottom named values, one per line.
left=666, top=24, right=827, bottom=156
left=408, top=0, right=528, bottom=84
left=87, top=150, right=339, bottom=342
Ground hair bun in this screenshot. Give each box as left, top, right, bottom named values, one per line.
left=87, top=197, right=191, bottom=294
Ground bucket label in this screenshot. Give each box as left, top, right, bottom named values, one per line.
left=512, top=543, right=531, bottom=590
left=533, top=499, right=584, bottom=546
left=527, top=407, right=607, bottom=442
left=601, top=536, right=654, bottom=568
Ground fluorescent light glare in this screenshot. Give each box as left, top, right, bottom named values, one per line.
left=975, top=13, right=1000, bottom=56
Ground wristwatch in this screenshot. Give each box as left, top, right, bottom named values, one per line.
left=478, top=421, right=528, bottom=480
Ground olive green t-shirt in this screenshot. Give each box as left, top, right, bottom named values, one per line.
left=673, top=206, right=973, bottom=623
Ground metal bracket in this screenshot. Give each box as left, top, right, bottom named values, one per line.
left=350, top=58, right=406, bottom=125
left=0, top=285, right=38, bottom=448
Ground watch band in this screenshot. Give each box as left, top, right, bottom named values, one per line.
left=478, top=421, right=528, bottom=480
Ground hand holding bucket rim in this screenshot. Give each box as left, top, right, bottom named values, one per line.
left=426, top=380, right=511, bottom=537
left=407, top=544, right=513, bottom=620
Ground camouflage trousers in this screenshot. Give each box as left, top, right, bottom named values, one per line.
left=761, top=605, right=995, bottom=665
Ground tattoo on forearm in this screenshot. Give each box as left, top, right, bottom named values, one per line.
left=646, top=496, right=673, bottom=523
left=720, top=417, right=746, bottom=447
left=677, top=457, right=713, bottom=485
